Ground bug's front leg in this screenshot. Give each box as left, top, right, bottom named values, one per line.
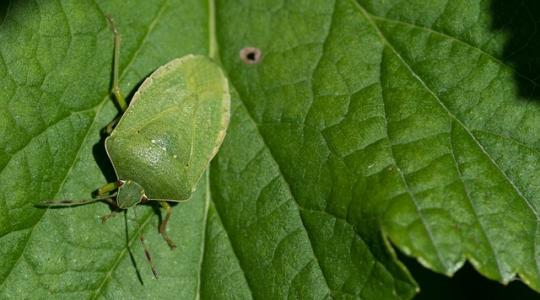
left=103, top=115, right=121, bottom=135
left=101, top=210, right=120, bottom=223
left=96, top=181, right=122, bottom=222
left=97, top=181, right=122, bottom=196
left=40, top=182, right=121, bottom=208
left=159, top=201, right=177, bottom=250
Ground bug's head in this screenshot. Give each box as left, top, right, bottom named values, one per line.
left=116, top=180, right=146, bottom=209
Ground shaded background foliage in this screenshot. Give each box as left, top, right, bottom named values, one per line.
left=491, top=0, right=540, bottom=101
left=404, top=256, right=538, bottom=299
left=408, top=1, right=540, bottom=297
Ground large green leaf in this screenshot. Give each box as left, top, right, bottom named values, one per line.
left=0, top=0, right=539, bottom=299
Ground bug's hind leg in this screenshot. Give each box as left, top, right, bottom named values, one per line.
left=159, top=201, right=177, bottom=250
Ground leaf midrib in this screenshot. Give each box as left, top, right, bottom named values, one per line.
left=195, top=0, right=255, bottom=299
left=206, top=1, right=417, bottom=297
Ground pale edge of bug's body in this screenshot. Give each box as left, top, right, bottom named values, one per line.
left=104, top=54, right=231, bottom=203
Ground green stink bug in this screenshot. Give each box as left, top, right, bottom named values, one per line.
left=42, top=17, right=231, bottom=277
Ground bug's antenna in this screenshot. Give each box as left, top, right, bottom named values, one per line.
left=38, top=194, right=117, bottom=207
left=105, top=15, right=128, bottom=112
left=133, top=207, right=159, bottom=279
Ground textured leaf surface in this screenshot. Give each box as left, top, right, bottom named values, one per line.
left=0, top=0, right=539, bottom=299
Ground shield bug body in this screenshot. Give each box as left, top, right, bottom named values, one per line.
left=42, top=17, right=231, bottom=277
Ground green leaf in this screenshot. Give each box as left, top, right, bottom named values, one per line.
left=0, top=0, right=539, bottom=299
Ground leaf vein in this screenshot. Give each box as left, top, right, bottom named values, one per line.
left=205, top=201, right=256, bottom=299
left=369, top=15, right=540, bottom=89
left=378, top=56, right=448, bottom=270
left=0, top=107, right=98, bottom=287
left=354, top=0, right=539, bottom=220
left=0, top=0, right=171, bottom=289
left=234, top=93, right=334, bottom=298
left=448, top=122, right=505, bottom=278
left=90, top=211, right=154, bottom=299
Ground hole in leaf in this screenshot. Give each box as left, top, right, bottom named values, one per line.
left=240, top=47, right=262, bottom=64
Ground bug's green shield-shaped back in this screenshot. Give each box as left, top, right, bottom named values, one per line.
left=105, top=55, right=230, bottom=201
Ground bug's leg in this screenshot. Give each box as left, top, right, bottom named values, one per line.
left=139, top=234, right=159, bottom=278
left=96, top=181, right=123, bottom=221
left=97, top=181, right=122, bottom=196
left=101, top=210, right=120, bottom=223
left=103, top=115, right=121, bottom=135
left=132, top=207, right=159, bottom=278
left=159, top=201, right=177, bottom=250
left=106, top=15, right=128, bottom=112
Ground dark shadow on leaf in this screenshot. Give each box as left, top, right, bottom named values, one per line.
left=491, top=0, right=540, bottom=100
left=92, top=74, right=150, bottom=182
left=151, top=204, right=162, bottom=234
left=92, top=138, right=116, bottom=183
left=0, top=0, right=10, bottom=27
left=398, top=250, right=539, bottom=299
